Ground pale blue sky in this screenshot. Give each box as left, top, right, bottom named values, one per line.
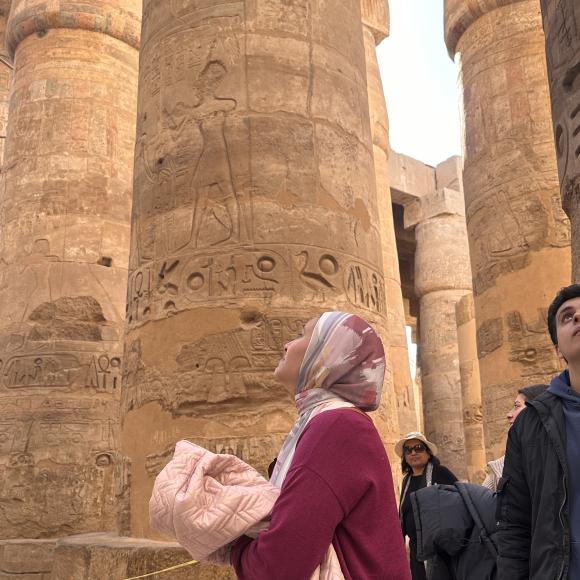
left=377, top=0, right=461, bottom=167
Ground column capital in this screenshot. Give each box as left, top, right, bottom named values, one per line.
left=7, top=0, right=141, bottom=58
left=444, top=0, right=527, bottom=57
left=404, top=187, right=466, bottom=229
left=360, top=0, right=389, bottom=44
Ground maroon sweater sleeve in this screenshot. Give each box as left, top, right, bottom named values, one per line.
left=230, top=409, right=409, bottom=580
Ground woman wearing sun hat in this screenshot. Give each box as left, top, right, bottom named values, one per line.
left=396, top=432, right=458, bottom=580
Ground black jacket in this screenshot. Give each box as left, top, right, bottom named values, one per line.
left=400, top=463, right=458, bottom=539
left=497, top=391, right=569, bottom=580
left=411, top=483, right=497, bottom=580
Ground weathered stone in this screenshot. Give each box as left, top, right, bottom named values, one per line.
left=49, top=533, right=234, bottom=580
left=0, top=539, right=55, bottom=579
left=407, top=185, right=472, bottom=478
left=456, top=294, right=486, bottom=483
left=0, top=7, right=12, bottom=166
left=540, top=0, right=580, bottom=280
left=444, top=0, right=570, bottom=458
left=122, top=0, right=399, bottom=539
left=0, top=0, right=140, bottom=541
left=362, top=0, right=417, bottom=433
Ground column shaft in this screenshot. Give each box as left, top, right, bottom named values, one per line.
left=456, top=293, right=486, bottom=482
left=445, top=0, right=570, bottom=458
left=409, top=188, right=472, bottom=478
left=0, top=0, right=140, bottom=539
left=362, top=0, right=418, bottom=434
left=122, top=0, right=399, bottom=538
left=540, top=0, right=580, bottom=280
left=0, top=10, right=12, bottom=164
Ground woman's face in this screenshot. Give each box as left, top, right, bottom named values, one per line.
left=403, top=438, right=430, bottom=472
left=506, top=393, right=527, bottom=426
left=274, top=317, right=318, bottom=395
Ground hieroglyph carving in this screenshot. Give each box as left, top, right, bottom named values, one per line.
left=0, top=396, right=120, bottom=537
left=145, top=433, right=287, bottom=479
left=123, top=316, right=309, bottom=415
left=126, top=246, right=385, bottom=326
left=541, top=0, right=580, bottom=193
left=468, top=190, right=569, bottom=294
left=506, top=309, right=562, bottom=378
left=477, top=309, right=562, bottom=377
left=134, top=6, right=250, bottom=265
left=0, top=297, right=121, bottom=392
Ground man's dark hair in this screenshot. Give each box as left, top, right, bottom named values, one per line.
left=547, top=284, right=580, bottom=345
left=401, top=447, right=441, bottom=474
left=518, top=384, right=548, bottom=402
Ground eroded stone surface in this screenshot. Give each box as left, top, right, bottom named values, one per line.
left=540, top=0, right=580, bottom=281
left=0, top=539, right=55, bottom=579
left=123, top=0, right=400, bottom=539
left=0, top=11, right=11, bottom=165
left=361, top=0, right=417, bottom=433
left=456, top=294, right=486, bottom=483
left=49, top=533, right=235, bottom=580
left=407, top=186, right=472, bottom=478
left=445, top=0, right=570, bottom=458
left=0, top=0, right=140, bottom=539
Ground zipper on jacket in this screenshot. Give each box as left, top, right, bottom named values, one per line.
left=557, top=474, right=568, bottom=580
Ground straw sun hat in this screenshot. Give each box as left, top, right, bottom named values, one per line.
left=395, top=432, right=438, bottom=458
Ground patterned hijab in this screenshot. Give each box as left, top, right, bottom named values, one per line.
left=270, top=311, right=386, bottom=487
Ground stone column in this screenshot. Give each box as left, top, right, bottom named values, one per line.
left=445, top=0, right=570, bottom=458
left=0, top=5, right=12, bottom=165
left=406, top=188, right=472, bottom=479
left=0, top=0, right=140, bottom=542
left=456, top=293, right=486, bottom=483
left=540, top=1, right=580, bottom=281
left=361, top=0, right=418, bottom=433
left=122, top=0, right=400, bottom=539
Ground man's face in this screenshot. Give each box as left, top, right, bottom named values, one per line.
left=555, top=296, right=580, bottom=363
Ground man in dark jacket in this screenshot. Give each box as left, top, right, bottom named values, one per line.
left=497, top=284, right=580, bottom=580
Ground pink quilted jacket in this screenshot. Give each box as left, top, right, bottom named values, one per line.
left=150, top=440, right=344, bottom=578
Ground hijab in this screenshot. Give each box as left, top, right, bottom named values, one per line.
left=270, top=311, right=385, bottom=487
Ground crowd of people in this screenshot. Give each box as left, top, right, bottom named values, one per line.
left=152, top=283, right=580, bottom=579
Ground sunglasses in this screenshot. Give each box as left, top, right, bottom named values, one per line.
left=403, top=443, right=427, bottom=455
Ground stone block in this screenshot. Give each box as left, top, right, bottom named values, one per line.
left=50, top=533, right=235, bottom=580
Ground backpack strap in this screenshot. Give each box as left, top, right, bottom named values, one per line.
left=455, top=482, right=498, bottom=559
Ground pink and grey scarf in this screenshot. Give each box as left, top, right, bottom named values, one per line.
left=270, top=311, right=386, bottom=487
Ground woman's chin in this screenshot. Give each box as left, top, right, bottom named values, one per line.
left=273, top=367, right=284, bottom=384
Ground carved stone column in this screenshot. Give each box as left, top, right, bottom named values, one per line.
left=445, top=0, right=570, bottom=458
left=0, top=3, right=12, bottom=165
left=406, top=188, right=471, bottom=478
left=540, top=1, right=580, bottom=280
left=361, top=0, right=417, bottom=433
left=122, top=0, right=399, bottom=539
left=456, top=293, right=486, bottom=483
left=0, top=0, right=140, bottom=543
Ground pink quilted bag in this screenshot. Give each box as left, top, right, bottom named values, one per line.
left=150, top=440, right=279, bottom=560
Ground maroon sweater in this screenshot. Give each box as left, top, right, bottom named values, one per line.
left=231, top=409, right=410, bottom=579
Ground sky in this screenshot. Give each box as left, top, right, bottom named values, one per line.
left=377, top=0, right=462, bottom=167
left=377, top=1, right=461, bottom=370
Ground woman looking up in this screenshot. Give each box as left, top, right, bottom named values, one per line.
left=482, top=383, right=547, bottom=491
left=230, top=312, right=410, bottom=580
left=396, top=432, right=458, bottom=580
